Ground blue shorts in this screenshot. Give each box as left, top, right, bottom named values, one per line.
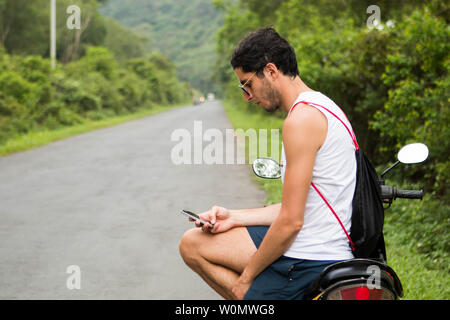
left=244, top=226, right=341, bottom=300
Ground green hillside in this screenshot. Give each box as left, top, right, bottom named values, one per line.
left=100, top=0, right=224, bottom=94
left=0, top=0, right=192, bottom=148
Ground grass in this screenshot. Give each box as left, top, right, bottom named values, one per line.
left=0, top=103, right=187, bottom=157
left=222, top=98, right=450, bottom=300
left=385, top=235, right=449, bottom=299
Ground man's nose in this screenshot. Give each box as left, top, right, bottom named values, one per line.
left=243, top=91, right=253, bottom=102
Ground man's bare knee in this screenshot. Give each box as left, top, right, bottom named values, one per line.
left=179, top=228, right=203, bottom=268
left=179, top=227, right=256, bottom=274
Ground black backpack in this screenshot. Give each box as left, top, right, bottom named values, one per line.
left=351, top=148, right=386, bottom=260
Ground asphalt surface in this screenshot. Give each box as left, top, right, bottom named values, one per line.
left=0, top=101, right=266, bottom=299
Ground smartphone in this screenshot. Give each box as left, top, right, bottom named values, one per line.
left=180, top=210, right=214, bottom=229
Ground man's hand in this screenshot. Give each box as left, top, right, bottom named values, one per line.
left=193, top=205, right=235, bottom=233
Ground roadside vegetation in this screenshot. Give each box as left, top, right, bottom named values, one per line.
left=0, top=0, right=192, bottom=154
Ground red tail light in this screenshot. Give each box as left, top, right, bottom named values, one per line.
left=326, top=284, right=395, bottom=300
left=341, top=286, right=382, bottom=300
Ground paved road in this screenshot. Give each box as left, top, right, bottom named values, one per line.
left=0, top=101, right=266, bottom=299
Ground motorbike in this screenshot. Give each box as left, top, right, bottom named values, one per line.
left=251, top=143, right=429, bottom=300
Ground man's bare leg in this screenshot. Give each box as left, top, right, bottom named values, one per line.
left=179, top=227, right=257, bottom=299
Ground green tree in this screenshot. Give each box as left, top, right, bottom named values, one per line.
left=100, top=0, right=224, bottom=93
left=102, top=17, right=150, bottom=62
left=371, top=8, right=449, bottom=197
left=58, top=0, right=107, bottom=63
left=0, top=0, right=108, bottom=62
left=0, top=0, right=49, bottom=55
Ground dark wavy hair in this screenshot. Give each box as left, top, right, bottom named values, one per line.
left=230, top=27, right=299, bottom=77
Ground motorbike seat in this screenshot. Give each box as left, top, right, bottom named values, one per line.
left=304, top=258, right=403, bottom=299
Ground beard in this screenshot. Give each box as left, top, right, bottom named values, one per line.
left=260, top=78, right=282, bottom=113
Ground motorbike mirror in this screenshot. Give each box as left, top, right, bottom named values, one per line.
left=397, top=143, right=429, bottom=164
left=252, top=158, right=282, bottom=179
left=381, top=143, right=429, bottom=178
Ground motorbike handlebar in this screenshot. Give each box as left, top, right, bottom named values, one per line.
left=395, top=188, right=424, bottom=199
left=380, top=185, right=423, bottom=200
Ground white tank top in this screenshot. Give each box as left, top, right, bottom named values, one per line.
left=281, top=91, right=356, bottom=260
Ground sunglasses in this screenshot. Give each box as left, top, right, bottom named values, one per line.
left=238, top=71, right=257, bottom=96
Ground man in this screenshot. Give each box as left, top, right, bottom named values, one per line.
left=179, top=27, right=357, bottom=300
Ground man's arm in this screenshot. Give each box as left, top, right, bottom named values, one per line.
left=232, top=104, right=327, bottom=299
left=229, top=203, right=281, bottom=227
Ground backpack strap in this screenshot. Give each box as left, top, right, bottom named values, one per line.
left=311, top=182, right=355, bottom=251
left=289, top=101, right=359, bottom=150
left=288, top=100, right=357, bottom=251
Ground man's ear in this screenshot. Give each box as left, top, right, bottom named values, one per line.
left=264, top=62, right=279, bottom=81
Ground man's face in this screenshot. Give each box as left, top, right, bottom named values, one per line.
left=235, top=67, right=282, bottom=113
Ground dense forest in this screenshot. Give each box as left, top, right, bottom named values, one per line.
left=0, top=0, right=192, bottom=144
